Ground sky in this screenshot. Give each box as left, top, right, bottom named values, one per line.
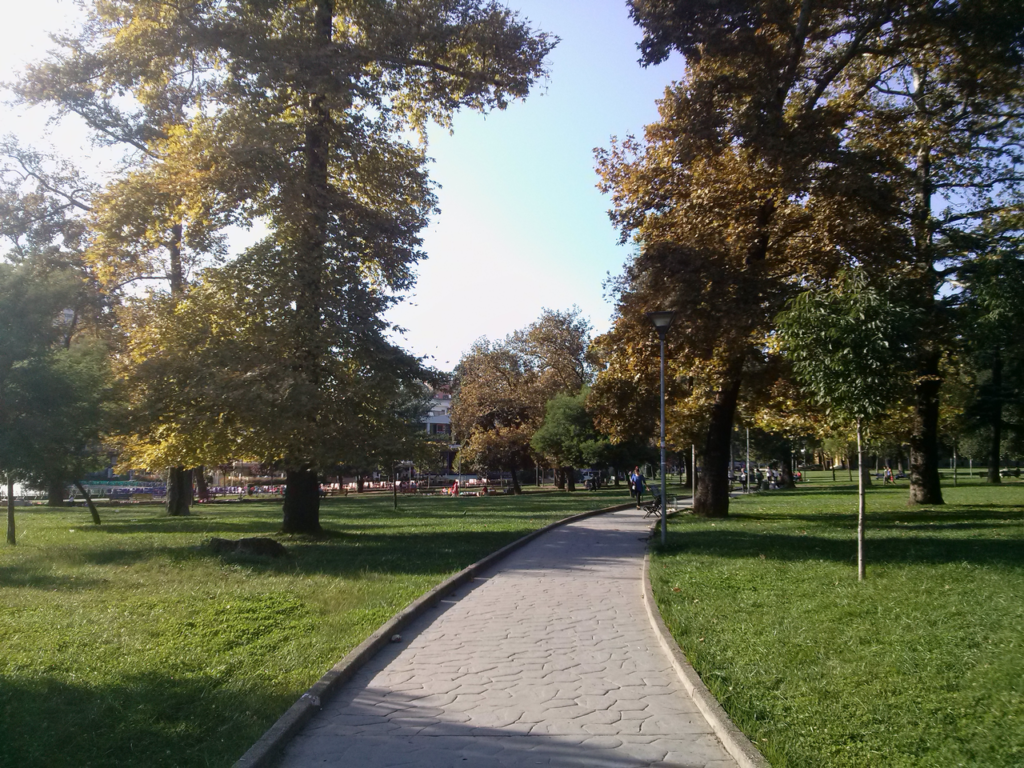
left=0, top=0, right=684, bottom=370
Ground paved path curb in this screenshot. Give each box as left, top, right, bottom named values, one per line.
left=642, top=553, right=770, bottom=768
left=234, top=501, right=636, bottom=768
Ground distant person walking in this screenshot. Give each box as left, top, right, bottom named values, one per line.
left=632, top=467, right=646, bottom=508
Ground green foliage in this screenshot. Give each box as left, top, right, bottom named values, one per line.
left=114, top=262, right=431, bottom=473
left=957, top=226, right=1024, bottom=460
left=17, top=0, right=555, bottom=524
left=651, top=478, right=1024, bottom=766
left=777, top=270, right=917, bottom=424
left=530, top=391, right=603, bottom=469
left=0, top=260, right=114, bottom=491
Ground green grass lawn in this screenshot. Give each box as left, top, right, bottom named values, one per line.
left=0, top=488, right=631, bottom=768
left=651, top=476, right=1024, bottom=767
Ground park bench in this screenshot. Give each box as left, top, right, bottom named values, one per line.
left=642, top=491, right=663, bottom=519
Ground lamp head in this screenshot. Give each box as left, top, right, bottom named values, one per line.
left=645, top=310, right=676, bottom=332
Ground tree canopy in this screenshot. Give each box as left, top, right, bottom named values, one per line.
left=17, top=0, right=556, bottom=530
left=594, top=0, right=1024, bottom=515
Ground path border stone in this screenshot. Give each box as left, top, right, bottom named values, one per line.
left=234, top=500, right=636, bottom=768
left=235, top=498, right=769, bottom=768
left=642, top=551, right=770, bottom=768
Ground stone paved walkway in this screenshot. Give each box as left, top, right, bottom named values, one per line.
left=278, top=506, right=737, bottom=767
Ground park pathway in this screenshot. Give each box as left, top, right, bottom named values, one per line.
left=277, top=506, right=737, bottom=767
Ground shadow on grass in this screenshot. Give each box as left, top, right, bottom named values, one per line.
left=89, top=518, right=285, bottom=536
left=0, top=565, right=106, bottom=591
left=669, top=528, right=1024, bottom=567
left=734, top=506, right=1023, bottom=527
left=81, top=493, right=631, bottom=533
left=757, top=484, right=861, bottom=496
left=68, top=528, right=544, bottom=578
left=0, top=671, right=290, bottom=768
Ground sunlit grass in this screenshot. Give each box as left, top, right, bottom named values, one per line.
left=0, top=488, right=629, bottom=768
left=652, top=477, right=1024, bottom=767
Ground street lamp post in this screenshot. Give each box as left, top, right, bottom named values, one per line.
left=646, top=311, right=676, bottom=545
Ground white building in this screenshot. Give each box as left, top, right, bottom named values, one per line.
left=423, top=389, right=452, bottom=437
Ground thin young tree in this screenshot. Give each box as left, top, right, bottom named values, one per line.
left=778, top=270, right=916, bottom=580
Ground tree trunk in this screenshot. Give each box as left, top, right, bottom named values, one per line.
left=47, top=479, right=67, bottom=506
left=909, top=351, right=944, bottom=504
left=694, top=376, right=742, bottom=517
left=195, top=466, right=210, bottom=501
left=6, top=476, right=15, bottom=545
left=555, top=467, right=566, bottom=490
left=683, top=450, right=693, bottom=495
left=356, top=474, right=365, bottom=493
left=280, top=0, right=334, bottom=531
left=282, top=468, right=322, bottom=533
left=565, top=467, right=576, bottom=492
left=779, top=447, right=796, bottom=489
left=169, top=221, right=184, bottom=297
left=166, top=466, right=192, bottom=516
left=856, top=419, right=866, bottom=581
left=73, top=480, right=101, bottom=525
left=987, top=351, right=1003, bottom=484
left=508, top=460, right=522, bottom=494
left=907, top=123, right=944, bottom=505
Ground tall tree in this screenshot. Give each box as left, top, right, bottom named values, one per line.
left=596, top=0, right=1024, bottom=515
left=213, top=1, right=551, bottom=529
left=957, top=221, right=1024, bottom=482
left=22, top=0, right=555, bottom=532
left=843, top=4, right=1024, bottom=503
left=451, top=337, right=542, bottom=494
left=0, top=143, right=112, bottom=520
left=531, top=391, right=602, bottom=491
left=17, top=9, right=231, bottom=516
left=597, top=0, right=912, bottom=515
left=513, top=306, right=594, bottom=393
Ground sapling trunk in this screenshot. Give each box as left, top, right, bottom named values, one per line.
left=74, top=481, right=101, bottom=525
left=6, top=476, right=15, bottom=545
left=509, top=459, right=522, bottom=494
left=987, top=352, right=1003, bottom=484
left=857, top=418, right=866, bottom=581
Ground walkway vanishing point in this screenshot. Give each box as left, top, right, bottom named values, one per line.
left=247, top=504, right=766, bottom=767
